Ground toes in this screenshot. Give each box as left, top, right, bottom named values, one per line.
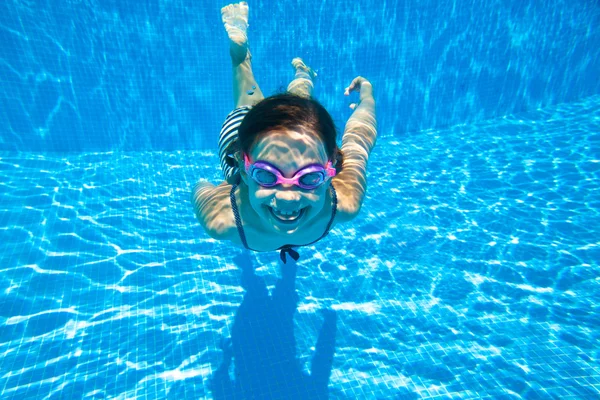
left=291, top=57, right=304, bottom=69
left=220, top=4, right=232, bottom=16
left=291, top=58, right=317, bottom=79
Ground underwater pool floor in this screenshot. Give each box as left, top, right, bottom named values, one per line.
left=0, top=96, right=599, bottom=399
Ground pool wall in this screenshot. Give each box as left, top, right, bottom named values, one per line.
left=0, top=0, right=598, bottom=152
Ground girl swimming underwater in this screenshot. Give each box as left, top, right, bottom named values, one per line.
left=192, top=1, right=377, bottom=263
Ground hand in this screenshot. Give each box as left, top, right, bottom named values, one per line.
left=344, top=76, right=373, bottom=110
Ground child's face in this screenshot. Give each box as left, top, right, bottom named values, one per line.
left=240, top=128, right=332, bottom=234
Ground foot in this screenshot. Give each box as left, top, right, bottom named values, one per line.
left=292, top=57, right=317, bottom=80
left=221, top=2, right=250, bottom=65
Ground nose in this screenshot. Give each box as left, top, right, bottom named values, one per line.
left=274, top=185, right=302, bottom=204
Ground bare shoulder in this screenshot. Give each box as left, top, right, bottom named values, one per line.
left=191, top=181, right=237, bottom=240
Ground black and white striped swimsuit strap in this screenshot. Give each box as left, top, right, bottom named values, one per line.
left=218, top=106, right=252, bottom=181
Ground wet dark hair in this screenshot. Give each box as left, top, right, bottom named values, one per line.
left=230, top=93, right=344, bottom=172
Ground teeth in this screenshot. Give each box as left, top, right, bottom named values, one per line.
left=276, top=209, right=300, bottom=216
left=271, top=207, right=303, bottom=221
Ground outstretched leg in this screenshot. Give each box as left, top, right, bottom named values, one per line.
left=221, top=1, right=265, bottom=108
left=287, top=58, right=317, bottom=99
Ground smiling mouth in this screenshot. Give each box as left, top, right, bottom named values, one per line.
left=268, top=207, right=306, bottom=224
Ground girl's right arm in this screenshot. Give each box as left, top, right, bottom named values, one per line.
left=192, top=180, right=216, bottom=233
left=191, top=180, right=232, bottom=239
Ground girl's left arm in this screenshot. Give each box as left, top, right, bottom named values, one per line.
left=333, top=77, right=377, bottom=220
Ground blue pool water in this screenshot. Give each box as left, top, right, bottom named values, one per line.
left=1, top=1, right=600, bottom=399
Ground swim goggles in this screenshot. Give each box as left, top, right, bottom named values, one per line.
left=243, top=153, right=336, bottom=190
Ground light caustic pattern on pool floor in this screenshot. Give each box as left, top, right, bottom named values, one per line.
left=0, top=97, right=599, bottom=399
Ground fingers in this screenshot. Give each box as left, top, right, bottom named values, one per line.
left=343, top=79, right=353, bottom=95
left=344, top=76, right=372, bottom=108
left=344, top=78, right=356, bottom=96
left=344, top=76, right=361, bottom=96
left=344, top=76, right=369, bottom=94
left=345, top=77, right=363, bottom=109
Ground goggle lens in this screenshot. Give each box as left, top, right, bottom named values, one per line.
left=299, top=172, right=324, bottom=187
left=253, top=169, right=278, bottom=185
